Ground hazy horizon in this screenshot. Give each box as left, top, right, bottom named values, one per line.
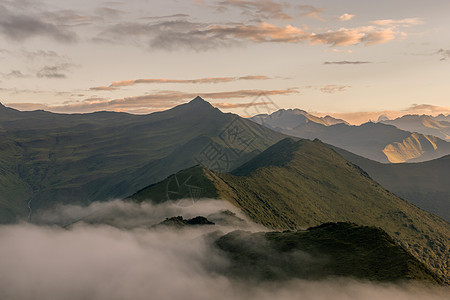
left=1, top=0, right=449, bottom=124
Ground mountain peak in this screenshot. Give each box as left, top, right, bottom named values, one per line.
left=232, top=138, right=324, bottom=176
left=184, top=96, right=216, bottom=110
left=190, top=96, right=208, bottom=104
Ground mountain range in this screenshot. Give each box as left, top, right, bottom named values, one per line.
left=250, top=109, right=450, bottom=163
left=379, top=114, right=450, bottom=141
left=1, top=98, right=449, bottom=284
left=1, top=98, right=449, bottom=225
left=0, top=97, right=288, bottom=223
left=131, top=138, right=450, bottom=283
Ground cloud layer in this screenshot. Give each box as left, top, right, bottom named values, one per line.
left=96, top=18, right=413, bottom=51
left=0, top=4, right=77, bottom=43
left=91, top=75, right=270, bottom=90
left=0, top=199, right=447, bottom=300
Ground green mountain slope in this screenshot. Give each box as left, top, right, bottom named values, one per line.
left=131, top=138, right=450, bottom=283
left=216, top=222, right=442, bottom=283
left=250, top=110, right=450, bottom=163
left=0, top=97, right=289, bottom=223
left=332, top=146, right=450, bottom=221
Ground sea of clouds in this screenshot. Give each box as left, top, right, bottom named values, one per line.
left=0, top=199, right=447, bottom=300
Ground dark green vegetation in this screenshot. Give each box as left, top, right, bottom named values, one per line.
left=132, top=138, right=450, bottom=283
left=215, top=222, right=443, bottom=283
left=0, top=98, right=289, bottom=223
left=157, top=216, right=214, bottom=228
left=250, top=109, right=450, bottom=163
left=333, top=146, right=450, bottom=221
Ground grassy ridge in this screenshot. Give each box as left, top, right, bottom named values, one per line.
left=132, top=138, right=450, bottom=283
left=216, top=222, right=443, bottom=283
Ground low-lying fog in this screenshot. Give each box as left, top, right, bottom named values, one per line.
left=0, top=199, right=447, bottom=300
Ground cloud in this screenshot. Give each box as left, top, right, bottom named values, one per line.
left=90, top=86, right=118, bottom=91
left=4, top=70, right=28, bottom=78
left=91, top=75, right=270, bottom=90
left=324, top=61, right=372, bottom=65
left=0, top=200, right=447, bottom=300
left=323, top=48, right=353, bottom=54
left=206, top=23, right=397, bottom=46
left=320, top=85, right=350, bottom=93
left=95, top=7, right=125, bottom=19
left=36, top=63, right=75, bottom=79
left=311, top=27, right=396, bottom=46
left=32, top=199, right=255, bottom=229
left=371, top=18, right=424, bottom=27
left=20, top=49, right=66, bottom=61
left=216, top=0, right=291, bottom=20
left=213, top=102, right=272, bottom=109
left=97, top=18, right=411, bottom=51
left=437, top=49, right=450, bottom=61
left=0, top=5, right=77, bottom=43
left=298, top=5, right=325, bottom=21
left=6, top=88, right=299, bottom=113
left=339, top=13, right=355, bottom=21
left=139, top=14, right=190, bottom=21
left=405, top=104, right=450, bottom=115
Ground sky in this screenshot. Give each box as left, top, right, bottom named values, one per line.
left=0, top=0, right=449, bottom=123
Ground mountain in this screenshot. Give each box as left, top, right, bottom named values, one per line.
left=380, top=114, right=450, bottom=141
left=331, top=147, right=450, bottom=221
left=131, top=138, right=450, bottom=283
left=0, top=97, right=290, bottom=223
left=434, top=114, right=450, bottom=122
left=250, top=108, right=348, bottom=129
left=216, top=222, right=442, bottom=283
left=250, top=110, right=450, bottom=163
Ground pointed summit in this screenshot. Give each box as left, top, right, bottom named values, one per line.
left=188, top=96, right=213, bottom=108
left=191, top=96, right=206, bottom=103
left=182, top=96, right=216, bottom=110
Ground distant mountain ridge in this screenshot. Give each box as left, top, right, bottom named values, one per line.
left=250, top=109, right=450, bottom=163
left=380, top=114, right=450, bottom=141
left=251, top=108, right=348, bottom=129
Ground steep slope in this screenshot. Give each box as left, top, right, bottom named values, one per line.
left=381, top=115, right=450, bottom=141
left=0, top=97, right=289, bottom=223
left=331, top=146, right=450, bottom=221
left=216, top=223, right=442, bottom=283
left=131, top=138, right=450, bottom=282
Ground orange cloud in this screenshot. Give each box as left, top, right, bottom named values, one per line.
left=320, top=85, right=350, bottom=93
left=371, top=18, right=423, bottom=27
left=213, top=102, right=271, bottom=109
left=338, top=13, right=355, bottom=21
left=204, top=23, right=399, bottom=46
left=90, top=75, right=270, bottom=90
left=90, top=86, right=117, bottom=91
